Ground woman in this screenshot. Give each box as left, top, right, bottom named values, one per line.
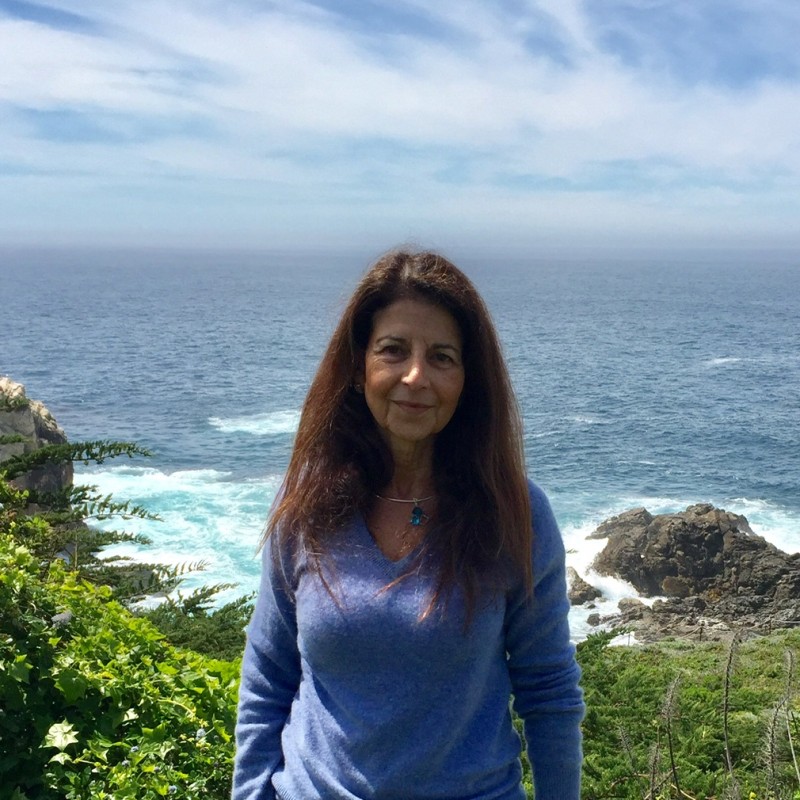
left=233, top=250, right=584, bottom=800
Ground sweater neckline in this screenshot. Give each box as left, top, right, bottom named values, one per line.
left=355, top=513, right=426, bottom=573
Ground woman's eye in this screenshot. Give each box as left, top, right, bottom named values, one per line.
left=432, top=351, right=454, bottom=364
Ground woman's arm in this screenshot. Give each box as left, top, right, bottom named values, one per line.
left=505, top=482, right=585, bottom=800
left=232, top=537, right=301, bottom=800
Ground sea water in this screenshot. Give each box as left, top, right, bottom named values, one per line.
left=2, top=247, right=798, bottom=639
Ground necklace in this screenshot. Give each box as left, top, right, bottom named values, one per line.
left=374, top=493, right=434, bottom=526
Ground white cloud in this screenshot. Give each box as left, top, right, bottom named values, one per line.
left=0, top=0, right=798, bottom=249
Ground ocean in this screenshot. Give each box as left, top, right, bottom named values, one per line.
left=2, top=246, right=798, bottom=640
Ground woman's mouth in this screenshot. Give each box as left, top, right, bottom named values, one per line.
left=393, top=400, right=432, bottom=413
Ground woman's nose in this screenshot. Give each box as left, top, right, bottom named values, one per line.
left=402, top=355, right=429, bottom=386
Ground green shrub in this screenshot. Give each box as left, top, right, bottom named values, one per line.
left=141, top=587, right=253, bottom=663
left=0, top=532, right=238, bottom=799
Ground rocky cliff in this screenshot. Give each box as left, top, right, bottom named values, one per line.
left=0, top=376, right=72, bottom=493
left=573, top=503, right=800, bottom=642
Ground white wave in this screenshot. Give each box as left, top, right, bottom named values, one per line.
left=208, top=410, right=300, bottom=436
left=723, top=497, right=800, bottom=554
left=703, top=356, right=742, bottom=366
left=568, top=415, right=609, bottom=425
left=77, top=465, right=233, bottom=498
left=529, top=429, right=562, bottom=439
left=74, top=465, right=283, bottom=602
left=613, top=494, right=697, bottom=515
left=562, top=517, right=643, bottom=640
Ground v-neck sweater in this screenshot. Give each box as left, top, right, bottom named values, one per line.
left=233, top=481, right=584, bottom=800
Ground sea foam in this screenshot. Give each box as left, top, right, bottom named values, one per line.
left=77, top=465, right=280, bottom=602
left=208, top=410, right=300, bottom=436
left=703, top=356, right=742, bottom=366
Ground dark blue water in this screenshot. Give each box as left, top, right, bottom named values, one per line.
left=2, top=246, right=798, bottom=636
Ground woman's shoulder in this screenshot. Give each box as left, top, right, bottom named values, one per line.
left=526, top=478, right=556, bottom=525
left=526, top=477, right=548, bottom=504
left=262, top=528, right=308, bottom=592
left=525, top=478, right=565, bottom=559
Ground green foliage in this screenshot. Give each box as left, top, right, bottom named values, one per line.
left=30, top=481, right=160, bottom=523
left=576, top=629, right=800, bottom=799
left=1, top=435, right=254, bottom=660
left=0, top=427, right=248, bottom=797
left=1, top=440, right=151, bottom=482
left=0, top=433, right=28, bottom=445
left=140, top=588, right=254, bottom=663
left=0, top=532, right=238, bottom=799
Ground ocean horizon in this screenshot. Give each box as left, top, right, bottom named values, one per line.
left=2, top=246, right=798, bottom=640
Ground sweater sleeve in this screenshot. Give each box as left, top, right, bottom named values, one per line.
left=232, top=536, right=301, bottom=800
left=505, top=482, right=585, bottom=800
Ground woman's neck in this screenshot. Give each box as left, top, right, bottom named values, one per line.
left=384, top=452, right=435, bottom=500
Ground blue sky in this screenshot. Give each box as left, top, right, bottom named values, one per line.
left=1, top=0, right=799, bottom=254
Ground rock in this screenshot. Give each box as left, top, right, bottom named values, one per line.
left=617, top=597, right=646, bottom=616
left=0, top=376, right=72, bottom=494
left=661, top=575, right=694, bottom=598
left=589, top=503, right=800, bottom=642
left=51, top=611, right=74, bottom=628
left=587, top=507, right=653, bottom=540
left=567, top=567, right=602, bottom=605
left=592, top=503, right=768, bottom=597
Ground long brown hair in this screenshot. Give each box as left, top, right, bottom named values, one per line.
left=266, top=250, right=532, bottom=616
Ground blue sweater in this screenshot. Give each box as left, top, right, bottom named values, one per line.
left=233, top=482, right=584, bottom=800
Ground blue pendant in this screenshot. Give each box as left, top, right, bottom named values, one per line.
left=410, top=505, right=425, bottom=526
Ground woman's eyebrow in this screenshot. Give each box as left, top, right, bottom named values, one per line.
left=373, top=336, right=461, bottom=352
left=373, top=335, right=406, bottom=345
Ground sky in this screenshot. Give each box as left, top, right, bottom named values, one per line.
left=1, top=0, right=799, bottom=256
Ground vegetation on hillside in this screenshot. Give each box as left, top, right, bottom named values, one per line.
left=0, top=393, right=30, bottom=411
left=0, top=532, right=238, bottom=799
left=577, top=629, right=800, bottom=799
left=0, top=439, right=246, bottom=798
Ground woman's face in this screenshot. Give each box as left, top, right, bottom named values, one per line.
left=362, top=298, right=465, bottom=455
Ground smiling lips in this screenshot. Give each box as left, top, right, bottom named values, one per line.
left=393, top=400, right=433, bottom=413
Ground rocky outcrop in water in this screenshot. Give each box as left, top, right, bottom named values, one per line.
left=577, top=504, right=800, bottom=642
left=0, top=376, right=72, bottom=493
left=567, top=566, right=601, bottom=605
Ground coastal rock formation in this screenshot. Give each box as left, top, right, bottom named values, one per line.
left=588, top=504, right=800, bottom=642
left=0, top=376, right=72, bottom=493
left=567, top=566, right=601, bottom=605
